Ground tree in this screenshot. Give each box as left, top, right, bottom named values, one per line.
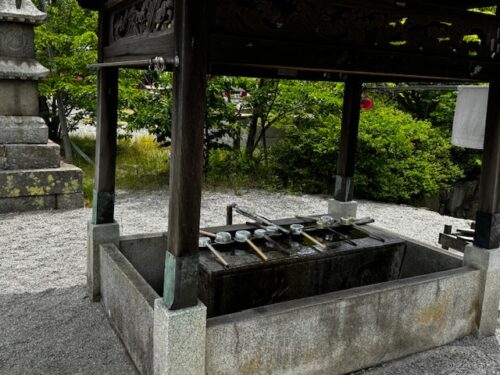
left=34, top=0, right=99, bottom=161
left=34, top=1, right=173, bottom=162
left=241, top=79, right=343, bottom=159
left=120, top=70, right=174, bottom=145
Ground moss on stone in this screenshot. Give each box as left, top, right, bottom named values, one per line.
left=26, top=186, right=45, bottom=196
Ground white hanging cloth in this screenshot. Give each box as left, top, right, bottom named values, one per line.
left=452, top=86, right=489, bottom=150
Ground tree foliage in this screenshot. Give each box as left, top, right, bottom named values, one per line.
left=271, top=99, right=463, bottom=202
left=355, top=106, right=462, bottom=201
left=34, top=0, right=98, bottom=139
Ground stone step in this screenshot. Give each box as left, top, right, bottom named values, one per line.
left=0, top=162, right=82, bottom=199
left=0, top=116, right=48, bottom=144
left=0, top=192, right=83, bottom=212
left=0, top=140, right=60, bottom=170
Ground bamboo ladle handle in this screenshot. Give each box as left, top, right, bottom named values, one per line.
left=301, top=232, right=327, bottom=251
left=206, top=243, right=229, bottom=268
left=246, top=239, right=268, bottom=261
left=200, top=230, right=216, bottom=238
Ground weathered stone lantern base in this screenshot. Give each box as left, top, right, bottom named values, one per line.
left=0, top=116, right=83, bottom=212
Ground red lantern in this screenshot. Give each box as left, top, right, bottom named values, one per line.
left=360, top=96, right=374, bottom=110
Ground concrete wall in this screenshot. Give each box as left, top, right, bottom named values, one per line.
left=100, top=244, right=160, bottom=375
left=206, top=267, right=481, bottom=375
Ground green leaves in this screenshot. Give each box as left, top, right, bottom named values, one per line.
left=357, top=106, right=463, bottom=201
left=270, top=96, right=463, bottom=202
left=35, top=0, right=99, bottom=134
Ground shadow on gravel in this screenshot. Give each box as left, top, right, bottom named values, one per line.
left=0, top=285, right=138, bottom=375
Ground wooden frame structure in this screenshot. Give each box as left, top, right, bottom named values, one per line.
left=79, top=0, right=500, bottom=310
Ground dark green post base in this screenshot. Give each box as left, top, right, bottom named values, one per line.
left=163, top=252, right=199, bottom=310
left=334, top=175, right=354, bottom=202
left=474, top=211, right=500, bottom=249
left=92, top=190, right=115, bottom=225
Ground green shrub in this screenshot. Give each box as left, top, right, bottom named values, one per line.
left=70, top=101, right=463, bottom=205
left=206, top=149, right=274, bottom=192
left=116, top=136, right=170, bottom=189
left=70, top=135, right=170, bottom=205
left=355, top=106, right=462, bottom=202
left=270, top=104, right=463, bottom=202
left=270, top=116, right=340, bottom=193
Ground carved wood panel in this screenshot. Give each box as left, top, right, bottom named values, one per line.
left=110, top=0, right=174, bottom=43
left=214, top=0, right=500, bottom=62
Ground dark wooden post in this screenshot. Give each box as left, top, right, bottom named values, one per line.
left=334, top=78, right=362, bottom=202
left=163, top=0, right=208, bottom=310
left=474, top=81, right=500, bottom=249
left=92, top=9, right=118, bottom=225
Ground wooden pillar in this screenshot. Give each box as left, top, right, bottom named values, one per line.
left=334, top=78, right=362, bottom=202
left=163, top=0, right=207, bottom=310
left=474, top=82, right=500, bottom=249
left=92, top=9, right=118, bottom=225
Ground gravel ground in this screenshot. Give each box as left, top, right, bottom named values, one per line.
left=0, top=189, right=497, bottom=374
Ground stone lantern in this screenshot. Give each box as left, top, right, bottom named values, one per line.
left=0, top=0, right=83, bottom=212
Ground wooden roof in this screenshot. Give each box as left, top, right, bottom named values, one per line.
left=436, top=0, right=497, bottom=8
left=79, top=0, right=500, bottom=82
left=79, top=0, right=500, bottom=11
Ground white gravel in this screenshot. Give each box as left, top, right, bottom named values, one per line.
left=0, top=189, right=497, bottom=375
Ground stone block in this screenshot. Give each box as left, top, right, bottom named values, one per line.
left=0, top=163, right=82, bottom=199
left=0, top=23, right=35, bottom=59
left=100, top=243, right=158, bottom=375
left=0, top=141, right=60, bottom=170
left=154, top=299, right=206, bottom=375
left=0, top=116, right=48, bottom=144
left=87, top=222, right=120, bottom=301
left=56, top=192, right=84, bottom=210
left=0, top=194, right=55, bottom=212
left=0, top=80, right=38, bottom=115
left=206, top=268, right=480, bottom=375
left=463, top=245, right=500, bottom=337
left=328, top=198, right=358, bottom=220
left=0, top=193, right=83, bottom=213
